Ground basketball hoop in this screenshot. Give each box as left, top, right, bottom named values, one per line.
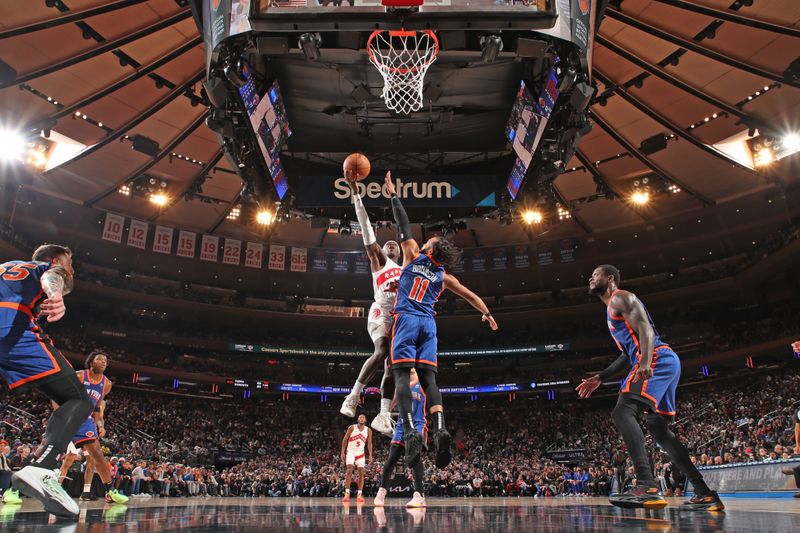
left=367, top=29, right=439, bottom=115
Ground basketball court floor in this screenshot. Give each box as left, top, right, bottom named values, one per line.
left=0, top=497, right=797, bottom=532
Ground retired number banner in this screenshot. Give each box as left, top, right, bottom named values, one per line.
left=153, top=226, right=173, bottom=254
left=268, top=245, right=285, bottom=271
left=223, top=239, right=241, bottom=265
left=291, top=247, right=307, bottom=272
left=176, top=231, right=196, bottom=259
left=200, top=235, right=219, bottom=262
left=245, top=242, right=263, bottom=268
left=102, top=213, right=124, bottom=243
left=127, top=219, right=148, bottom=249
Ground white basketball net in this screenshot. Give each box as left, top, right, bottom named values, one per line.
left=367, top=30, right=439, bottom=115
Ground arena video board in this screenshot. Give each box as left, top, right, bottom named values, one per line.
left=237, top=62, right=291, bottom=199
left=504, top=65, right=561, bottom=200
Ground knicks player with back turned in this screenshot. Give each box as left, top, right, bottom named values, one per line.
left=576, top=265, right=724, bottom=511
left=0, top=244, right=93, bottom=517
left=385, top=171, right=498, bottom=469
left=339, top=172, right=402, bottom=438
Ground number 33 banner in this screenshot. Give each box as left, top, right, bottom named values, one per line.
left=268, top=245, right=285, bottom=271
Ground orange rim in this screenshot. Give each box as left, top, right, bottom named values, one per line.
left=367, top=29, right=439, bottom=74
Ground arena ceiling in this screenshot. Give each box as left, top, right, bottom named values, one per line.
left=0, top=0, right=798, bottom=250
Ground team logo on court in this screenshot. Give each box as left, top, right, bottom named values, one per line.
left=579, top=0, right=590, bottom=15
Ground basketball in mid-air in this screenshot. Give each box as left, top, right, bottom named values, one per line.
left=343, top=152, right=371, bottom=181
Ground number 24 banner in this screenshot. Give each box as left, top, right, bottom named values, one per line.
left=245, top=242, right=263, bottom=269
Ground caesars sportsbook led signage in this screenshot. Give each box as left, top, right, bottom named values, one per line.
left=296, top=175, right=497, bottom=208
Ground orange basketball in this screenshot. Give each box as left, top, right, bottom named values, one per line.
left=343, top=153, right=371, bottom=181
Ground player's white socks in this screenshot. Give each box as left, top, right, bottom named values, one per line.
left=380, top=399, right=391, bottom=414
left=352, top=381, right=365, bottom=395
left=83, top=483, right=91, bottom=493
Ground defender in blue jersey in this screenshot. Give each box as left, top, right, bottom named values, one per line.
left=374, top=369, right=428, bottom=508
left=56, top=351, right=128, bottom=504
left=385, top=172, right=498, bottom=470
left=1, top=244, right=92, bottom=518
left=576, top=265, right=723, bottom=512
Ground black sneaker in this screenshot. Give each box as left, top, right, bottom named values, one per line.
left=682, top=491, right=725, bottom=511
left=609, top=486, right=667, bottom=509
left=432, top=429, right=452, bottom=469
left=404, top=430, right=423, bottom=467
left=80, top=491, right=96, bottom=501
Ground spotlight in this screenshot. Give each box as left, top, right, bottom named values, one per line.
left=0, top=128, right=27, bottom=162
left=783, top=133, right=800, bottom=152
left=753, top=147, right=774, bottom=167
left=299, top=33, right=322, bottom=61
left=521, top=210, right=542, bottom=225
left=256, top=210, right=274, bottom=225
left=149, top=193, right=168, bottom=206
left=480, top=35, right=503, bottom=64
left=227, top=205, right=241, bottom=221
left=119, top=184, right=131, bottom=196
left=630, top=191, right=650, bottom=205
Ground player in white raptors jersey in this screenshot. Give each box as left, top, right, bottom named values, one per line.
left=339, top=174, right=402, bottom=438
left=340, top=414, right=373, bottom=503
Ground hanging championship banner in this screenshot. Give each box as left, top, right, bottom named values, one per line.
left=330, top=252, right=351, bottom=274
left=245, top=242, right=263, bottom=269
left=268, top=245, right=285, bottom=271
left=492, top=247, right=508, bottom=271
left=153, top=226, right=173, bottom=254
left=200, top=235, right=219, bottom=262
left=291, top=247, right=307, bottom=272
left=559, top=238, right=576, bottom=263
left=223, top=239, right=241, bottom=265
left=470, top=249, right=487, bottom=272
left=101, top=213, right=124, bottom=243
left=176, top=230, right=197, bottom=259
left=513, top=244, right=530, bottom=268
left=127, top=219, right=148, bottom=249
left=537, top=241, right=553, bottom=266
left=311, top=249, right=329, bottom=272
left=353, top=253, right=370, bottom=275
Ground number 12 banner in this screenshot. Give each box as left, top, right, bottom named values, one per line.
left=127, top=219, right=148, bottom=249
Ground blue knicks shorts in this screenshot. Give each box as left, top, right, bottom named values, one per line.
left=73, top=417, right=98, bottom=447
left=390, top=313, right=438, bottom=371
left=621, top=347, right=680, bottom=416
left=0, top=326, right=73, bottom=391
left=392, top=419, right=428, bottom=448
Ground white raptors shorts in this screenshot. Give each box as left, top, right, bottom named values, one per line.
left=367, top=303, right=393, bottom=344
left=346, top=452, right=366, bottom=468
left=66, top=441, right=80, bottom=456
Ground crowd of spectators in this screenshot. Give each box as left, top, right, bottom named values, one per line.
left=1, top=369, right=796, bottom=499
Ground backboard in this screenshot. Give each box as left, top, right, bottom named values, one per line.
left=251, top=0, right=557, bottom=32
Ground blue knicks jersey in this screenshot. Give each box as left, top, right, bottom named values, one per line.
left=0, top=261, right=52, bottom=330
left=606, top=290, right=669, bottom=366
left=81, top=370, right=106, bottom=409
left=393, top=253, right=445, bottom=317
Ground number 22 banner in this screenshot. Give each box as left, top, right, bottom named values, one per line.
left=223, top=239, right=241, bottom=265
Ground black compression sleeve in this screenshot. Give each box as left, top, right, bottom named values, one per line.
left=598, top=352, right=630, bottom=380
left=391, top=196, right=412, bottom=242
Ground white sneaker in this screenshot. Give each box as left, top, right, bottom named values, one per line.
left=12, top=465, right=79, bottom=518
left=370, top=413, right=396, bottom=438
left=374, top=487, right=387, bottom=507
left=406, top=491, right=426, bottom=508
left=339, top=394, right=359, bottom=418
